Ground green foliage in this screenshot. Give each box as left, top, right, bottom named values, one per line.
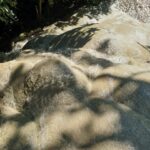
left=0, top=0, right=101, bottom=25
left=0, top=0, right=17, bottom=24
left=0, top=0, right=102, bottom=52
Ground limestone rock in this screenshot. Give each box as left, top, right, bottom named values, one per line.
left=48, top=13, right=150, bottom=64
left=114, top=0, right=150, bottom=23
left=1, top=11, right=150, bottom=150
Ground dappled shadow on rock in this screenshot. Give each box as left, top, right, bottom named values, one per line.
left=30, top=98, right=150, bottom=150
left=72, top=51, right=113, bottom=68
left=1, top=97, right=150, bottom=150
left=23, top=34, right=57, bottom=50
left=0, top=54, right=89, bottom=149
left=22, top=57, right=88, bottom=119
left=20, top=13, right=150, bottom=66
left=91, top=67, right=150, bottom=120
left=1, top=12, right=150, bottom=149
left=48, top=25, right=99, bottom=53
left=0, top=53, right=150, bottom=150
left=39, top=17, right=150, bottom=63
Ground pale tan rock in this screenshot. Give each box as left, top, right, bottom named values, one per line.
left=48, top=13, right=150, bottom=64
left=0, top=12, right=150, bottom=150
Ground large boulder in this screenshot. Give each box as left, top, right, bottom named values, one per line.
left=48, top=13, right=150, bottom=64
left=1, top=97, right=150, bottom=150
left=13, top=0, right=150, bottom=51
left=1, top=11, right=150, bottom=150
left=0, top=51, right=150, bottom=150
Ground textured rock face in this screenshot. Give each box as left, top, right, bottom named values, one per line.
left=114, top=0, right=150, bottom=23
left=69, top=0, right=150, bottom=23
left=48, top=13, right=150, bottom=64
left=1, top=13, right=150, bottom=150
left=13, top=0, right=150, bottom=51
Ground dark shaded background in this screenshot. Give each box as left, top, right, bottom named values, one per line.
left=0, top=0, right=102, bottom=52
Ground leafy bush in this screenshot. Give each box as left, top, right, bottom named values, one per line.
left=0, top=0, right=101, bottom=25
left=0, top=0, right=17, bottom=24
